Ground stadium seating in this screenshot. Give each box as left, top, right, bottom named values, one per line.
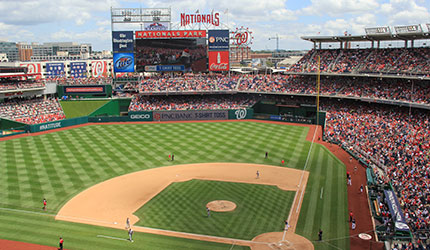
left=0, top=97, right=66, bottom=124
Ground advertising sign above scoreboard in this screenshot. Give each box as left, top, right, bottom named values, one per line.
left=112, top=31, right=134, bottom=52
left=208, top=30, right=229, bottom=51
left=135, top=30, right=206, bottom=39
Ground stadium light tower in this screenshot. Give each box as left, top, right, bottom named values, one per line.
left=268, top=34, right=280, bottom=52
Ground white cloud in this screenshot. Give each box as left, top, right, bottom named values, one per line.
left=300, top=0, right=379, bottom=16
left=379, top=0, right=429, bottom=25
left=0, top=0, right=120, bottom=26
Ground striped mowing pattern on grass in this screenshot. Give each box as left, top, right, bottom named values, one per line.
left=134, top=180, right=295, bottom=240
left=0, top=121, right=348, bottom=250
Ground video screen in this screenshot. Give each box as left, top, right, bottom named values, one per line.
left=135, top=38, right=207, bottom=72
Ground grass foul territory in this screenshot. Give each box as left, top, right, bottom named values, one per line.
left=0, top=121, right=348, bottom=250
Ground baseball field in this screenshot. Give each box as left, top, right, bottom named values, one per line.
left=0, top=120, right=349, bottom=249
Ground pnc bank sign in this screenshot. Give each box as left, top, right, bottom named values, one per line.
left=208, top=30, right=229, bottom=51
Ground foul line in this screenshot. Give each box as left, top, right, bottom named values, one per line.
left=296, top=125, right=318, bottom=213
left=282, top=125, right=318, bottom=242
left=97, top=235, right=129, bottom=242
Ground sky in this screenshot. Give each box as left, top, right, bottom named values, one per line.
left=0, top=0, right=429, bottom=51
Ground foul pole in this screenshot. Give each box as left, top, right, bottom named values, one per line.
left=316, top=56, right=320, bottom=126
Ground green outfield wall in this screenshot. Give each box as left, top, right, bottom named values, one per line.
left=89, top=99, right=131, bottom=117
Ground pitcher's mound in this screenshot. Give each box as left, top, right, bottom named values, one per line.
left=206, top=200, right=236, bottom=212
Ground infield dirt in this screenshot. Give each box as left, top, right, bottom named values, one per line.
left=56, top=163, right=311, bottom=249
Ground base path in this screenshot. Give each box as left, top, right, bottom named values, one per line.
left=56, top=163, right=311, bottom=249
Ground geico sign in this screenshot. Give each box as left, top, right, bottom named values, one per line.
left=130, top=114, right=151, bottom=119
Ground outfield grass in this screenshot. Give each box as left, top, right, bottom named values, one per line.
left=134, top=180, right=295, bottom=239
left=60, top=100, right=108, bottom=118
left=0, top=121, right=349, bottom=249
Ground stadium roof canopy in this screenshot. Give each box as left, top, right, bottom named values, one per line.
left=301, top=32, right=430, bottom=44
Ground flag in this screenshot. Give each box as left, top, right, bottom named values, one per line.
left=224, top=8, right=229, bottom=14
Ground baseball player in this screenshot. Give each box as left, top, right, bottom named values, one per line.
left=206, top=206, right=210, bottom=217
left=256, top=170, right=260, bottom=179
left=284, top=220, right=290, bottom=231
left=43, top=198, right=47, bottom=211
left=126, top=217, right=130, bottom=229
left=128, top=228, right=134, bottom=242
left=58, top=237, right=63, bottom=250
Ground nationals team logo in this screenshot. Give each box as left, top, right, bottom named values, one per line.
left=234, top=109, right=247, bottom=120
left=20, top=63, right=42, bottom=78
left=91, top=61, right=107, bottom=78
left=231, top=27, right=253, bottom=47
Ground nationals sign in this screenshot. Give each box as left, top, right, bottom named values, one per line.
left=180, top=12, right=220, bottom=26
left=91, top=61, right=107, bottom=78
left=135, top=30, right=206, bottom=39
left=209, top=51, right=229, bottom=71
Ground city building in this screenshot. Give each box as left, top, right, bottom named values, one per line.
left=0, top=41, right=19, bottom=62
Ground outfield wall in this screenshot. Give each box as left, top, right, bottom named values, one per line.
left=22, top=109, right=254, bottom=133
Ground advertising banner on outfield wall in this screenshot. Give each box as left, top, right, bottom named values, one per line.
left=112, top=31, right=134, bottom=52
left=26, top=117, right=88, bottom=133
left=228, top=109, right=254, bottom=120
left=113, top=53, right=135, bottom=73
left=153, top=110, right=228, bottom=121
left=128, top=112, right=153, bottom=121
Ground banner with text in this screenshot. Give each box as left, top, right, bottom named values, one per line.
left=208, top=30, right=229, bottom=51
left=63, top=85, right=106, bottom=94
left=153, top=110, right=228, bottom=121
left=112, top=31, right=134, bottom=52
left=384, top=190, right=410, bottom=232
left=135, top=30, right=206, bottom=39
left=70, top=62, right=87, bottom=78
left=209, top=51, right=229, bottom=71
left=128, top=111, right=153, bottom=121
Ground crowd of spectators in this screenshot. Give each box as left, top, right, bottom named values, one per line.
left=236, top=75, right=430, bottom=104
left=322, top=100, right=430, bottom=245
left=138, top=73, right=239, bottom=92
left=0, top=97, right=65, bottom=124
left=288, top=47, right=430, bottom=76
left=57, top=77, right=112, bottom=85
left=0, top=80, right=45, bottom=91
left=129, top=94, right=257, bottom=111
